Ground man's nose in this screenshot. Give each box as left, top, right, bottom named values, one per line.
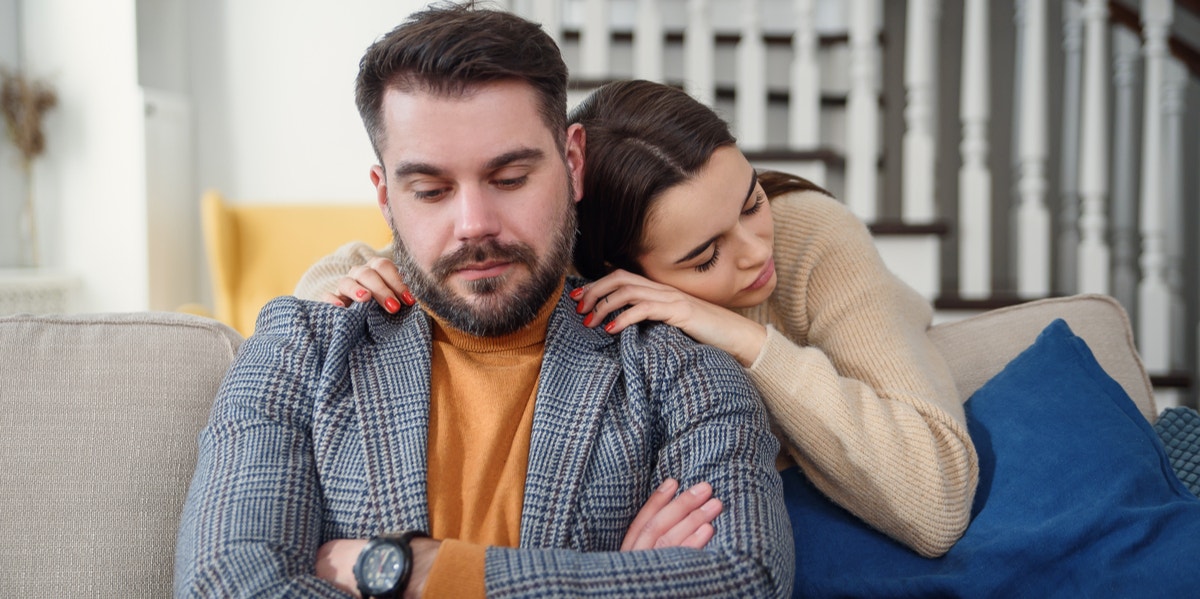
left=455, top=185, right=501, bottom=240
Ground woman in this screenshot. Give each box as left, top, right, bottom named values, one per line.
left=296, top=80, right=978, bottom=558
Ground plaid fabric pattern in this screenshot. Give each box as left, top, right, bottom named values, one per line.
left=1155, top=407, right=1200, bottom=497
left=175, top=283, right=793, bottom=597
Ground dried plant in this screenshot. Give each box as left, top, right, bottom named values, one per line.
left=1, top=66, right=58, bottom=267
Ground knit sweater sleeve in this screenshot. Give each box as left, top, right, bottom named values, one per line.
left=746, top=190, right=979, bottom=558
left=293, top=241, right=393, bottom=301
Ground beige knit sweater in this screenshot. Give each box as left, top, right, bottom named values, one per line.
left=292, top=189, right=978, bottom=558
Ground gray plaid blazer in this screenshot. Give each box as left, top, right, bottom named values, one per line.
left=175, top=284, right=792, bottom=597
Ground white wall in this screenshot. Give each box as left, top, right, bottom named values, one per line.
left=22, top=0, right=149, bottom=311
left=188, top=0, right=426, bottom=204
left=1, top=0, right=26, bottom=267
left=12, top=0, right=430, bottom=312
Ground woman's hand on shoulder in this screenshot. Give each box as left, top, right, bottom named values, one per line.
left=320, top=256, right=414, bottom=314
left=571, top=269, right=767, bottom=367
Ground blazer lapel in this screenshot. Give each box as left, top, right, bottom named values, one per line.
left=520, top=293, right=621, bottom=547
left=349, top=304, right=433, bottom=533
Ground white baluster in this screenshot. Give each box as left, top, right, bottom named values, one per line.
left=790, top=0, right=824, bottom=183
left=529, top=0, right=561, bottom=45
left=958, top=0, right=991, bottom=298
left=634, top=0, right=664, bottom=83
left=686, top=0, right=715, bottom=107
left=736, top=0, right=767, bottom=149
left=580, top=0, right=609, bottom=80
left=901, top=0, right=941, bottom=222
left=1076, top=0, right=1109, bottom=294
left=1014, top=0, right=1050, bottom=297
left=1110, top=26, right=1141, bottom=318
left=1137, top=0, right=1173, bottom=373
left=1163, top=57, right=1187, bottom=372
left=1057, top=0, right=1084, bottom=295
left=845, top=0, right=879, bottom=220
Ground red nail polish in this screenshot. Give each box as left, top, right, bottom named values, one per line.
left=604, top=321, right=615, bottom=334
left=401, top=290, right=415, bottom=306
left=384, top=298, right=401, bottom=313
left=569, top=287, right=583, bottom=300
left=584, top=313, right=594, bottom=327
left=576, top=301, right=585, bottom=314
left=355, top=289, right=368, bottom=299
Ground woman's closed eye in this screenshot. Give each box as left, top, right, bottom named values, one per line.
left=695, top=242, right=721, bottom=273
left=742, top=192, right=765, bottom=216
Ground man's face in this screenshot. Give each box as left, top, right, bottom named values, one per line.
left=370, top=80, right=584, bottom=336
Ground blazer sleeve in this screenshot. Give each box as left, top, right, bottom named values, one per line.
left=174, top=297, right=349, bottom=598
left=482, top=328, right=794, bottom=598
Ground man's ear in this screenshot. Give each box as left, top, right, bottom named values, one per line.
left=566, top=123, right=586, bottom=204
left=370, top=164, right=391, bottom=221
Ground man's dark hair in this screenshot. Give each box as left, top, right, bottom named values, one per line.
left=355, top=2, right=569, bottom=161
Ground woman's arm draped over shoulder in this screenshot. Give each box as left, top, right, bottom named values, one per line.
left=294, top=241, right=391, bottom=301
left=746, top=190, right=978, bottom=558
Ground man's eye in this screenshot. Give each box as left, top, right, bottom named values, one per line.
left=494, top=176, right=527, bottom=190
left=413, top=188, right=447, bottom=201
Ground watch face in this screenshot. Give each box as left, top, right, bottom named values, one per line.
left=361, top=542, right=404, bottom=593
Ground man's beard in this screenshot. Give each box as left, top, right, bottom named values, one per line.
left=390, top=193, right=576, bottom=337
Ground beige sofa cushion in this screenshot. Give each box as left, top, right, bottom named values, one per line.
left=929, top=294, right=1157, bottom=422
left=0, top=312, right=241, bottom=597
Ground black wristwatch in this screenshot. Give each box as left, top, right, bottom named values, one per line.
left=353, top=530, right=428, bottom=599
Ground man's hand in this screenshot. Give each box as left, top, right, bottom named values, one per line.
left=621, top=479, right=723, bottom=551
left=315, top=539, right=369, bottom=597
left=314, top=537, right=441, bottom=599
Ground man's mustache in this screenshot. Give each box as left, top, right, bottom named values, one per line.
left=430, top=240, right=538, bottom=281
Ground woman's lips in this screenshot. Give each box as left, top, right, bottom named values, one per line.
left=744, top=258, right=775, bottom=292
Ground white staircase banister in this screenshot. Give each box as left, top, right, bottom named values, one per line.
left=634, top=0, right=664, bottom=83
left=685, top=0, right=715, bottom=107
left=1014, top=0, right=1051, bottom=297
left=901, top=0, right=940, bottom=222
left=736, top=0, right=768, bottom=149
left=958, top=0, right=992, bottom=298
left=845, top=0, right=880, bottom=220
left=1076, top=0, right=1111, bottom=294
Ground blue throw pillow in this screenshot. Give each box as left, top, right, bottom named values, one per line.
left=785, top=319, right=1200, bottom=598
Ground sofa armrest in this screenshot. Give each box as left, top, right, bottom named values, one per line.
left=0, top=312, right=242, bottom=597
left=929, top=294, right=1157, bottom=422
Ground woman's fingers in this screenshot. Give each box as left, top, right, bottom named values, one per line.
left=621, top=478, right=679, bottom=551
left=622, top=481, right=722, bottom=551
left=333, top=259, right=413, bottom=313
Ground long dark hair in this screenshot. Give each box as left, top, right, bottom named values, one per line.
left=569, top=80, right=829, bottom=280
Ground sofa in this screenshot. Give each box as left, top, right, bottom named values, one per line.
left=0, top=294, right=1179, bottom=596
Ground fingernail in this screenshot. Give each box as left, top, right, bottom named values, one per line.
left=603, top=321, right=615, bottom=334
left=583, top=313, right=594, bottom=327
left=576, top=301, right=585, bottom=314
left=689, top=482, right=711, bottom=496
left=569, top=287, right=584, bottom=300
left=332, top=300, right=345, bottom=308
left=702, top=498, right=721, bottom=512
left=355, top=289, right=368, bottom=299
left=657, top=479, right=677, bottom=493
left=401, top=291, right=415, bottom=306
left=384, top=298, right=401, bottom=313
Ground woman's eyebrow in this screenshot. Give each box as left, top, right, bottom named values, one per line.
left=744, top=170, right=759, bottom=204
left=675, top=235, right=720, bottom=265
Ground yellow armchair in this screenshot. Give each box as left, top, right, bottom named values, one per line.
left=200, top=190, right=392, bottom=336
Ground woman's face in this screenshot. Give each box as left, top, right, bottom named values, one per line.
left=636, top=146, right=776, bottom=309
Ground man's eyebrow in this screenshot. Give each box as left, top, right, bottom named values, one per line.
left=392, top=161, right=443, bottom=180
left=485, top=147, right=545, bottom=170
left=390, top=148, right=545, bottom=180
